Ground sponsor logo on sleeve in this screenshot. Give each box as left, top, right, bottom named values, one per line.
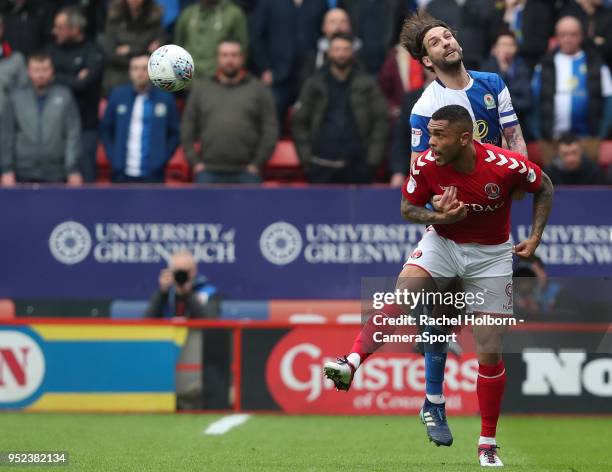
left=407, top=176, right=417, bottom=194
left=411, top=128, right=422, bottom=147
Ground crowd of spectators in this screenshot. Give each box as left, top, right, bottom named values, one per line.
left=0, top=0, right=611, bottom=186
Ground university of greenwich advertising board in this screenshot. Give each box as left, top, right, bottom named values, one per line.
left=0, top=187, right=610, bottom=300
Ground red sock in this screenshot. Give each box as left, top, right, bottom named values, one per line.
left=477, top=360, right=506, bottom=438
left=350, top=303, right=404, bottom=362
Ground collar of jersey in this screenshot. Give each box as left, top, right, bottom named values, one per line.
left=434, top=71, right=474, bottom=92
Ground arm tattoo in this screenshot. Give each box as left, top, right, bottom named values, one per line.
left=530, top=172, right=554, bottom=240
left=401, top=196, right=439, bottom=224
left=503, top=124, right=528, bottom=156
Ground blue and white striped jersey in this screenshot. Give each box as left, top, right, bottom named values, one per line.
left=410, top=70, right=519, bottom=153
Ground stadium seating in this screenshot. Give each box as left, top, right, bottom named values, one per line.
left=262, top=139, right=305, bottom=182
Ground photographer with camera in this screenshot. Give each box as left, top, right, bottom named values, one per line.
left=145, top=250, right=220, bottom=319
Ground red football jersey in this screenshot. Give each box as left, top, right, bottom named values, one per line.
left=402, top=141, right=542, bottom=245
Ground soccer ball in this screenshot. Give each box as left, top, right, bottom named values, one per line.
left=148, top=44, right=194, bottom=92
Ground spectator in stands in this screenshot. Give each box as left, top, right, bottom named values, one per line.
left=482, top=31, right=533, bottom=141
left=532, top=16, right=612, bottom=163
left=0, top=15, right=28, bottom=101
left=378, top=42, right=424, bottom=122
left=423, top=0, right=497, bottom=70
left=1, top=52, right=82, bottom=186
left=101, top=0, right=166, bottom=96
left=389, top=67, right=435, bottom=187
left=559, top=0, right=612, bottom=70
left=146, top=250, right=221, bottom=318
left=493, top=0, right=555, bottom=71
left=544, top=132, right=608, bottom=185
left=300, top=8, right=362, bottom=85
left=48, top=6, right=104, bottom=183
left=0, top=0, right=49, bottom=58
left=341, top=0, right=406, bottom=76
left=292, top=32, right=388, bottom=184
left=174, top=0, right=248, bottom=80
left=181, top=39, right=278, bottom=184
left=251, top=0, right=328, bottom=127
left=101, top=55, right=180, bottom=183
left=513, top=256, right=562, bottom=318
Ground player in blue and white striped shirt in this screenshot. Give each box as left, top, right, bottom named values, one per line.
left=402, top=14, right=528, bottom=166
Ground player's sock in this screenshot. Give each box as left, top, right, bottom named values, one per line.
left=424, top=325, right=448, bottom=404
left=350, top=303, right=404, bottom=363
left=346, top=353, right=361, bottom=370
left=479, top=436, right=497, bottom=446
left=477, top=360, right=506, bottom=438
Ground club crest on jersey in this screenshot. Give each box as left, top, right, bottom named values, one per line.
left=410, top=249, right=422, bottom=259
left=407, top=176, right=417, bottom=194
left=484, top=182, right=501, bottom=200
left=411, top=128, right=422, bottom=147
left=484, top=93, right=496, bottom=109
left=527, top=167, right=536, bottom=183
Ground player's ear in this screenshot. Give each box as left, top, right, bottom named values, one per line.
left=460, top=131, right=471, bottom=146
left=422, top=55, right=433, bottom=69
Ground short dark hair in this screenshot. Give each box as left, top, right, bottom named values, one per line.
left=329, top=31, right=354, bottom=46
left=218, top=37, right=243, bottom=50
left=558, top=132, right=580, bottom=146
left=28, top=51, right=52, bottom=64
left=400, top=12, right=455, bottom=67
left=495, top=29, right=516, bottom=43
left=57, top=6, right=88, bottom=32
left=431, top=105, right=473, bottom=133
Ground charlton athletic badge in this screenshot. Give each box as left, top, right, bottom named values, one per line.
left=484, top=182, right=501, bottom=200
left=410, top=249, right=422, bottom=259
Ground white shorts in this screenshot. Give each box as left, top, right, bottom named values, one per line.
left=404, top=227, right=513, bottom=315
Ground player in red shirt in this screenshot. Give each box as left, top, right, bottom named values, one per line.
left=324, top=105, right=554, bottom=467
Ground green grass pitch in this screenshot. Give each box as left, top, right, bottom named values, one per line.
left=2, top=413, right=610, bottom=471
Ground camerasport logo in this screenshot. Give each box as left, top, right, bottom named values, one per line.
left=0, top=330, right=46, bottom=404
left=265, top=327, right=479, bottom=414
left=49, top=221, right=92, bottom=265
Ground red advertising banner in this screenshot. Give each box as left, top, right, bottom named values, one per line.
left=265, top=326, right=479, bottom=415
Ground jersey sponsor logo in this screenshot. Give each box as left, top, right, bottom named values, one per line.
left=466, top=201, right=505, bottom=212
left=474, top=120, right=489, bottom=140
left=411, top=128, right=422, bottom=147
left=410, top=249, right=422, bottom=259
left=527, top=168, right=536, bottom=183
left=484, top=93, right=496, bottom=110
left=484, top=183, right=501, bottom=200
left=407, top=176, right=417, bottom=194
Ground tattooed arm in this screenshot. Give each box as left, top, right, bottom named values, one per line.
left=503, top=123, right=528, bottom=157
left=513, top=172, right=554, bottom=258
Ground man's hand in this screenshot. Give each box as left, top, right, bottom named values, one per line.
left=435, top=186, right=468, bottom=223
left=116, top=45, right=131, bottom=56
left=261, top=70, right=273, bottom=86
left=1, top=172, right=16, bottom=187
left=159, top=269, right=173, bottom=293
left=77, top=68, right=89, bottom=80
left=513, top=236, right=540, bottom=259
left=147, top=41, right=160, bottom=53
left=193, top=162, right=205, bottom=174
left=390, top=173, right=405, bottom=188
left=246, top=164, right=259, bottom=175
left=67, top=173, right=83, bottom=186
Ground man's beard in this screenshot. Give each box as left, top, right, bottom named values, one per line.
left=222, top=67, right=240, bottom=78
left=330, top=59, right=352, bottom=71
left=432, top=50, right=463, bottom=72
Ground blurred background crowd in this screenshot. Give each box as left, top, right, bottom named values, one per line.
left=1, top=0, right=612, bottom=186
